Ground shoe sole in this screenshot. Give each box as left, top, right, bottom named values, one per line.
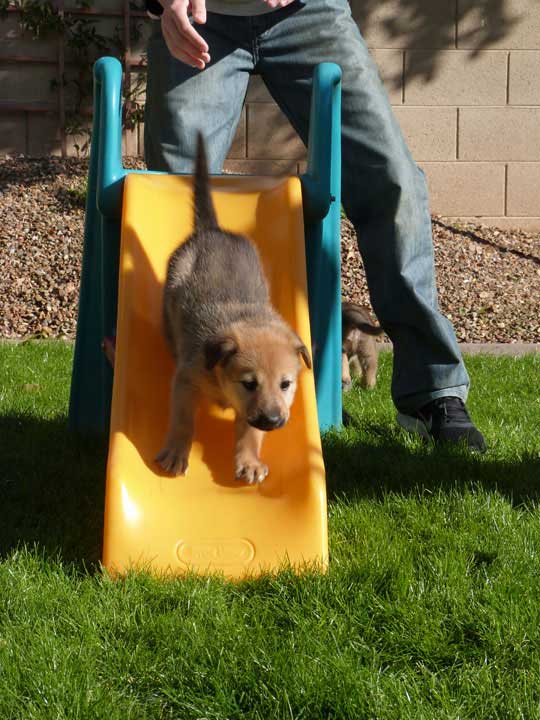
left=397, top=412, right=487, bottom=453
left=396, top=412, right=432, bottom=441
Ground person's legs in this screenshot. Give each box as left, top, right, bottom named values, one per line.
left=256, top=0, right=471, bottom=415
left=144, top=2, right=485, bottom=450
left=144, top=15, right=254, bottom=173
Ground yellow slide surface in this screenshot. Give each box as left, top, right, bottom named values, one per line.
left=103, top=173, right=327, bottom=578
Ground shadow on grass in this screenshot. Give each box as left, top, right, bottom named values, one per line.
left=323, top=421, right=540, bottom=507
left=0, top=413, right=107, bottom=569
left=2, top=407, right=539, bottom=569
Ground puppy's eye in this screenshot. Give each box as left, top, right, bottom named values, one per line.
left=241, top=379, right=258, bottom=392
left=280, top=379, right=291, bottom=391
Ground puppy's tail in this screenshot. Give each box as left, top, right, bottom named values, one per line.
left=193, top=131, right=219, bottom=232
left=342, top=302, right=384, bottom=336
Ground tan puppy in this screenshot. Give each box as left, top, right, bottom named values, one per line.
left=342, top=301, right=384, bottom=391
left=156, top=133, right=311, bottom=484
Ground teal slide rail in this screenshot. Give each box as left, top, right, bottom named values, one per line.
left=68, top=56, right=342, bottom=434
left=301, top=62, right=343, bottom=432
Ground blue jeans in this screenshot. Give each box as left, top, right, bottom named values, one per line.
left=144, top=0, right=470, bottom=413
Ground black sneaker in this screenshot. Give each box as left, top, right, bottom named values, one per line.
left=397, top=397, right=487, bottom=453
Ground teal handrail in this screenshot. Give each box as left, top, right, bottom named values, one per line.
left=95, top=57, right=126, bottom=220
left=301, top=63, right=343, bottom=431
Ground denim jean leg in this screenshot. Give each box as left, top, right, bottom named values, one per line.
left=144, top=17, right=254, bottom=173
left=257, top=0, right=469, bottom=412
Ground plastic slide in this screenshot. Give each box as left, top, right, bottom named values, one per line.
left=103, top=172, right=328, bottom=578
left=68, top=56, right=342, bottom=579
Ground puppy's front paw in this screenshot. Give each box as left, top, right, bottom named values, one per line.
left=235, top=456, right=268, bottom=485
left=155, top=445, right=189, bottom=476
left=342, top=378, right=352, bottom=392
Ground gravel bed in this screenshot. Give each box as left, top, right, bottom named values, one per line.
left=340, top=216, right=540, bottom=344
left=1, top=157, right=539, bottom=343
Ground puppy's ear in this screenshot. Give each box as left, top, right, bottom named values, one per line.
left=204, top=336, right=238, bottom=370
left=295, top=338, right=312, bottom=369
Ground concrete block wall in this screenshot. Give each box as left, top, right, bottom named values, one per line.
left=0, top=4, right=151, bottom=158
left=1, top=0, right=540, bottom=228
left=226, top=0, right=540, bottom=229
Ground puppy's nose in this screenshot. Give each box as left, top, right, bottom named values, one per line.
left=250, top=412, right=285, bottom=431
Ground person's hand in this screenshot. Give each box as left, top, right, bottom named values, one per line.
left=159, top=0, right=211, bottom=69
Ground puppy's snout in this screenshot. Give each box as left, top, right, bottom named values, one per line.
left=250, top=411, right=286, bottom=431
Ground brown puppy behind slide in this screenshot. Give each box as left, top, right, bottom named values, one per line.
left=342, top=301, right=384, bottom=391
left=156, top=133, right=311, bottom=484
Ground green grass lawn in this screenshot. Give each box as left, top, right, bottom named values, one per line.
left=1, top=341, right=540, bottom=719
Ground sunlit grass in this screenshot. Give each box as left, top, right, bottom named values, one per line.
left=1, top=341, right=539, bottom=719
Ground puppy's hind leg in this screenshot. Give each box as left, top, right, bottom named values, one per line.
left=156, top=367, right=196, bottom=476
left=342, top=352, right=352, bottom=392
left=234, top=419, right=268, bottom=484
left=360, top=353, right=378, bottom=390
left=349, top=355, right=362, bottom=383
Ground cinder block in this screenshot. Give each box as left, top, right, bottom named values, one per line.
left=371, top=49, right=403, bottom=104
left=227, top=108, right=246, bottom=159
left=394, top=106, right=456, bottom=160
left=459, top=108, right=540, bottom=161
left=122, top=127, right=138, bottom=157
left=31, top=114, right=92, bottom=158
left=0, top=114, right=26, bottom=155
left=64, top=17, right=119, bottom=64
left=507, top=163, right=540, bottom=216
left=53, top=66, right=82, bottom=111
left=405, top=50, right=507, bottom=105
left=350, top=0, right=455, bottom=49
left=0, top=16, right=57, bottom=59
left=65, top=0, right=123, bottom=9
left=0, top=64, right=57, bottom=103
left=28, top=112, right=94, bottom=158
left=27, top=114, right=61, bottom=156
left=246, top=76, right=273, bottom=104
left=223, top=159, right=299, bottom=175
left=247, top=104, right=305, bottom=160
left=458, top=0, right=540, bottom=50
left=421, top=162, right=506, bottom=216
left=137, top=120, right=145, bottom=158
left=128, top=70, right=147, bottom=107
left=508, top=51, right=540, bottom=105
left=66, top=120, right=93, bottom=157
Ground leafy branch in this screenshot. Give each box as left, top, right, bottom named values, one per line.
left=1, top=0, right=147, bottom=155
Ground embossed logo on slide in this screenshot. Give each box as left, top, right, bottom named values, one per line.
left=176, top=538, right=255, bottom=567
